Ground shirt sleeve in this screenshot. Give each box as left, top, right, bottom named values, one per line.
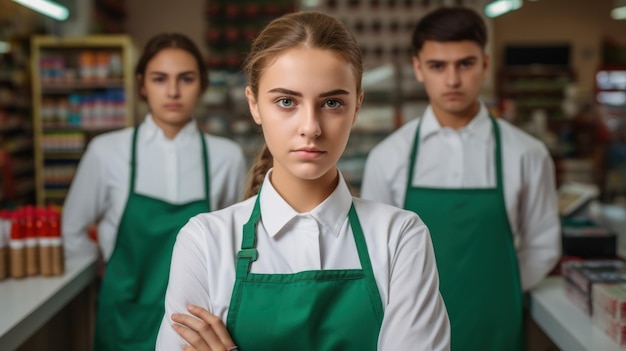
left=361, top=142, right=399, bottom=206
left=378, top=214, right=451, bottom=350
left=61, top=140, right=105, bottom=260
left=156, top=217, right=214, bottom=350
left=517, top=148, right=561, bottom=291
left=211, top=138, right=247, bottom=209
left=221, top=146, right=247, bottom=207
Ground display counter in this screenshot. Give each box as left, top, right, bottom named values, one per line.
left=530, top=276, right=622, bottom=351
left=0, top=253, right=97, bottom=350
left=530, top=202, right=626, bottom=351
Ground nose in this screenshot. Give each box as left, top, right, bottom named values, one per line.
left=298, top=105, right=321, bottom=139
left=167, top=79, right=180, bottom=98
left=446, top=66, right=461, bottom=88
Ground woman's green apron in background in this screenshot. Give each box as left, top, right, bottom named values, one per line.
left=403, top=117, right=523, bottom=351
left=94, top=127, right=211, bottom=351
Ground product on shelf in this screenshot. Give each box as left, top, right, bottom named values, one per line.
left=2, top=205, right=64, bottom=279
left=9, top=210, right=25, bottom=279
left=592, top=283, right=626, bottom=348
left=562, top=259, right=626, bottom=315
left=0, top=209, right=8, bottom=280
left=32, top=35, right=134, bottom=206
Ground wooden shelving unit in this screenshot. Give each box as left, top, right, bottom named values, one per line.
left=0, top=35, right=35, bottom=209
left=30, top=35, right=135, bottom=206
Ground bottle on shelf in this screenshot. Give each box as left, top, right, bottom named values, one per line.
left=23, top=205, right=39, bottom=276
left=9, top=210, right=25, bottom=279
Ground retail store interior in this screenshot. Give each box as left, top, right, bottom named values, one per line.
left=1, top=0, right=626, bottom=350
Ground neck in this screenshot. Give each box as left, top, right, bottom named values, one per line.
left=270, top=168, right=339, bottom=213
left=432, top=101, right=480, bottom=130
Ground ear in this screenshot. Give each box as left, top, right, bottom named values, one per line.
left=482, top=52, right=490, bottom=78
left=411, top=56, right=425, bottom=83
left=352, top=91, right=364, bottom=125
left=245, top=86, right=261, bottom=125
left=137, top=74, right=146, bottom=98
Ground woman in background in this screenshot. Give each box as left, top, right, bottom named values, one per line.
left=61, top=33, right=247, bottom=351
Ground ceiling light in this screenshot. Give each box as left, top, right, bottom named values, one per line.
left=484, top=0, right=523, bottom=18
left=612, top=6, right=626, bottom=19
left=0, top=41, right=11, bottom=54
left=12, top=0, right=69, bottom=21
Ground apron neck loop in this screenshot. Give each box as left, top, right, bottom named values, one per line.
left=407, top=114, right=504, bottom=191
left=129, top=126, right=212, bottom=207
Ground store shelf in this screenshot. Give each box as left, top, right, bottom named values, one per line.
left=594, top=66, right=626, bottom=201
left=203, top=0, right=296, bottom=71
left=497, top=66, right=576, bottom=123
left=31, top=35, right=135, bottom=206
left=0, top=36, right=35, bottom=208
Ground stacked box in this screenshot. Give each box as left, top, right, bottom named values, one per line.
left=592, top=283, right=626, bottom=348
left=562, top=260, right=626, bottom=315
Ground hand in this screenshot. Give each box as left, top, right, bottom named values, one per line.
left=171, top=304, right=237, bottom=351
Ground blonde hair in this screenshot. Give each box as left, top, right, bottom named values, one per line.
left=242, top=11, right=363, bottom=198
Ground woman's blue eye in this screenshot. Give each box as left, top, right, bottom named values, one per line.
left=325, top=100, right=343, bottom=109
left=278, top=98, right=294, bottom=108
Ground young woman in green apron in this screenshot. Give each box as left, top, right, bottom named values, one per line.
left=61, top=33, right=247, bottom=351
left=360, top=7, right=561, bottom=351
left=155, top=11, right=450, bottom=351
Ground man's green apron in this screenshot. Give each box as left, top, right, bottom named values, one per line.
left=226, top=194, right=384, bottom=350
left=94, top=127, right=211, bottom=351
left=404, top=117, right=523, bottom=350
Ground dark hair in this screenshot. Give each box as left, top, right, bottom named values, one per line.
left=411, top=6, right=487, bottom=56
left=242, top=11, right=363, bottom=198
left=135, top=33, right=209, bottom=100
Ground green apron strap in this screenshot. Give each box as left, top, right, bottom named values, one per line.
left=199, top=133, right=211, bottom=205
left=405, top=119, right=423, bottom=195
left=236, top=193, right=261, bottom=279
left=348, top=204, right=384, bottom=320
left=490, top=117, right=503, bottom=192
left=130, top=126, right=139, bottom=192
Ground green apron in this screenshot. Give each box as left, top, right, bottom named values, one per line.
left=404, top=117, right=523, bottom=351
left=94, top=127, right=211, bottom=351
left=226, top=194, right=383, bottom=350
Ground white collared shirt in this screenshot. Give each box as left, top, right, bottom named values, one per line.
left=156, top=170, right=450, bottom=351
left=361, top=103, right=561, bottom=291
left=62, top=114, right=247, bottom=262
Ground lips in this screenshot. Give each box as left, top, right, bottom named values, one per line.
left=293, top=147, right=325, bottom=159
left=443, top=92, right=463, bottom=98
left=164, top=103, right=183, bottom=110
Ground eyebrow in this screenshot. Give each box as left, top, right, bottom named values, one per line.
left=267, top=87, right=350, bottom=98
left=425, top=56, right=478, bottom=65
left=148, top=70, right=198, bottom=76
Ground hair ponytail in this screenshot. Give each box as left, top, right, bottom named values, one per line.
left=244, top=144, right=273, bottom=198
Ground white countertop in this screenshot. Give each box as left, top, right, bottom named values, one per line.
left=0, top=253, right=97, bottom=350
left=529, top=202, right=626, bottom=351
left=531, top=276, right=623, bottom=351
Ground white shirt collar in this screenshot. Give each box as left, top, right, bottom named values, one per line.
left=140, top=114, right=199, bottom=143
left=420, top=102, right=491, bottom=144
left=259, top=169, right=353, bottom=238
